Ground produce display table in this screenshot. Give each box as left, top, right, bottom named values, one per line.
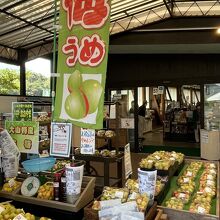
left=159, top=159, right=219, bottom=220
left=0, top=176, right=95, bottom=213
left=74, top=153, right=124, bottom=188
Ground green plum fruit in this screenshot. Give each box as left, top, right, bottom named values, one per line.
left=68, top=70, right=82, bottom=92
left=81, top=80, right=103, bottom=114
left=65, top=89, right=89, bottom=119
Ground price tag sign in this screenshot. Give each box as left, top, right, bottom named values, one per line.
left=50, top=122, right=72, bottom=157
left=179, top=193, right=186, bottom=199
left=183, top=177, right=189, bottom=183
left=124, top=144, right=132, bottom=179
left=80, top=128, right=95, bottom=154
left=197, top=206, right=206, bottom=214
left=13, top=214, right=27, bottom=220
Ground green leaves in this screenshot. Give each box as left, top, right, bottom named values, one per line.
left=0, top=68, right=50, bottom=96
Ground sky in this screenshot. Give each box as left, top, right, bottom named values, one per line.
left=0, top=58, right=51, bottom=77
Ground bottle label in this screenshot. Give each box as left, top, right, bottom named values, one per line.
left=61, top=177, right=66, bottom=183
left=53, top=182, right=59, bottom=187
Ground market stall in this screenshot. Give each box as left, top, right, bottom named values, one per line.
left=83, top=150, right=219, bottom=220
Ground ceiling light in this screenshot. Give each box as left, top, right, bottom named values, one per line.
left=216, top=28, right=220, bottom=34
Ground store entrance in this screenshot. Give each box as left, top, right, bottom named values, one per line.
left=109, top=85, right=201, bottom=154
left=142, top=85, right=201, bottom=150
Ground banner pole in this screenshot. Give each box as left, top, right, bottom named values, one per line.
left=52, top=0, right=57, bottom=120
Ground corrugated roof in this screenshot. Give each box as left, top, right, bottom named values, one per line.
left=0, top=0, right=220, bottom=51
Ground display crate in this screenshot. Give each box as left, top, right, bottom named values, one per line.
left=2, top=176, right=95, bottom=213
left=154, top=180, right=170, bottom=205
left=174, top=160, right=185, bottom=176
left=141, top=161, right=179, bottom=177
left=159, top=159, right=219, bottom=220
left=84, top=201, right=158, bottom=220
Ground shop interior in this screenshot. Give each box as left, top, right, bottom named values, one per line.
left=109, top=85, right=201, bottom=152
left=0, top=0, right=220, bottom=220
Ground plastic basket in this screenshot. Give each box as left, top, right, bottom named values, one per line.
left=22, top=157, right=56, bottom=173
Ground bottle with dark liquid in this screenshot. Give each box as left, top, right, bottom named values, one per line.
left=53, top=173, right=61, bottom=201
left=60, top=174, right=67, bottom=202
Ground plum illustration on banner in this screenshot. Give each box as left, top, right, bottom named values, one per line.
left=65, top=70, right=103, bottom=119
left=81, top=79, right=103, bottom=114
left=65, top=89, right=89, bottom=119
left=67, top=69, right=82, bottom=92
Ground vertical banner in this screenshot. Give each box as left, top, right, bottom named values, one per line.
left=50, top=122, right=72, bottom=157
left=80, top=128, right=95, bottom=154
left=5, top=121, right=39, bottom=154
left=54, top=0, right=111, bottom=129
left=12, top=102, right=33, bottom=121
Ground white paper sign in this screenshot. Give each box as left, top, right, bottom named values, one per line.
left=121, top=118, right=134, bottom=129
left=124, top=144, right=132, bottom=179
left=50, top=122, right=72, bottom=157
left=201, top=130, right=209, bottom=144
left=153, top=88, right=158, bottom=95
left=110, top=104, right=116, bottom=119
left=138, top=168, right=157, bottom=201
left=13, top=214, right=27, bottom=220
left=157, top=86, right=164, bottom=95
left=0, top=130, right=20, bottom=157
left=80, top=128, right=95, bottom=154
left=100, top=199, right=121, bottom=210
left=197, top=206, right=206, bottom=214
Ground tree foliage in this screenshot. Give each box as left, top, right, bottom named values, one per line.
left=0, top=68, right=50, bottom=96
left=0, top=69, right=20, bottom=95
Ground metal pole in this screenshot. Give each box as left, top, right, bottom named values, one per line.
left=52, top=0, right=57, bottom=119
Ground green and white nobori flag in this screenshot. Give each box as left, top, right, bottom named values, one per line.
left=54, top=0, right=111, bottom=129
left=5, top=121, right=39, bottom=154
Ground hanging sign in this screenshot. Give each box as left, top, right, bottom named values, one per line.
left=50, top=122, right=72, bottom=157
left=5, top=121, right=39, bottom=154
left=157, top=86, right=164, bottom=95
left=121, top=118, right=134, bottom=129
left=80, top=128, right=95, bottom=154
left=124, top=144, right=132, bottom=179
left=153, top=88, right=158, bottom=95
left=54, top=0, right=111, bottom=129
left=12, top=102, right=33, bottom=121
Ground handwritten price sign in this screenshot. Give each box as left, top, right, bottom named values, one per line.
left=80, top=128, right=95, bottom=154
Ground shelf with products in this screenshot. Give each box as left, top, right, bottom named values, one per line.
left=163, top=106, right=199, bottom=142
left=0, top=165, right=95, bottom=217
left=96, top=101, right=129, bottom=150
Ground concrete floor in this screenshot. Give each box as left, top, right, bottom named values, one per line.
left=143, top=127, right=200, bottom=148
